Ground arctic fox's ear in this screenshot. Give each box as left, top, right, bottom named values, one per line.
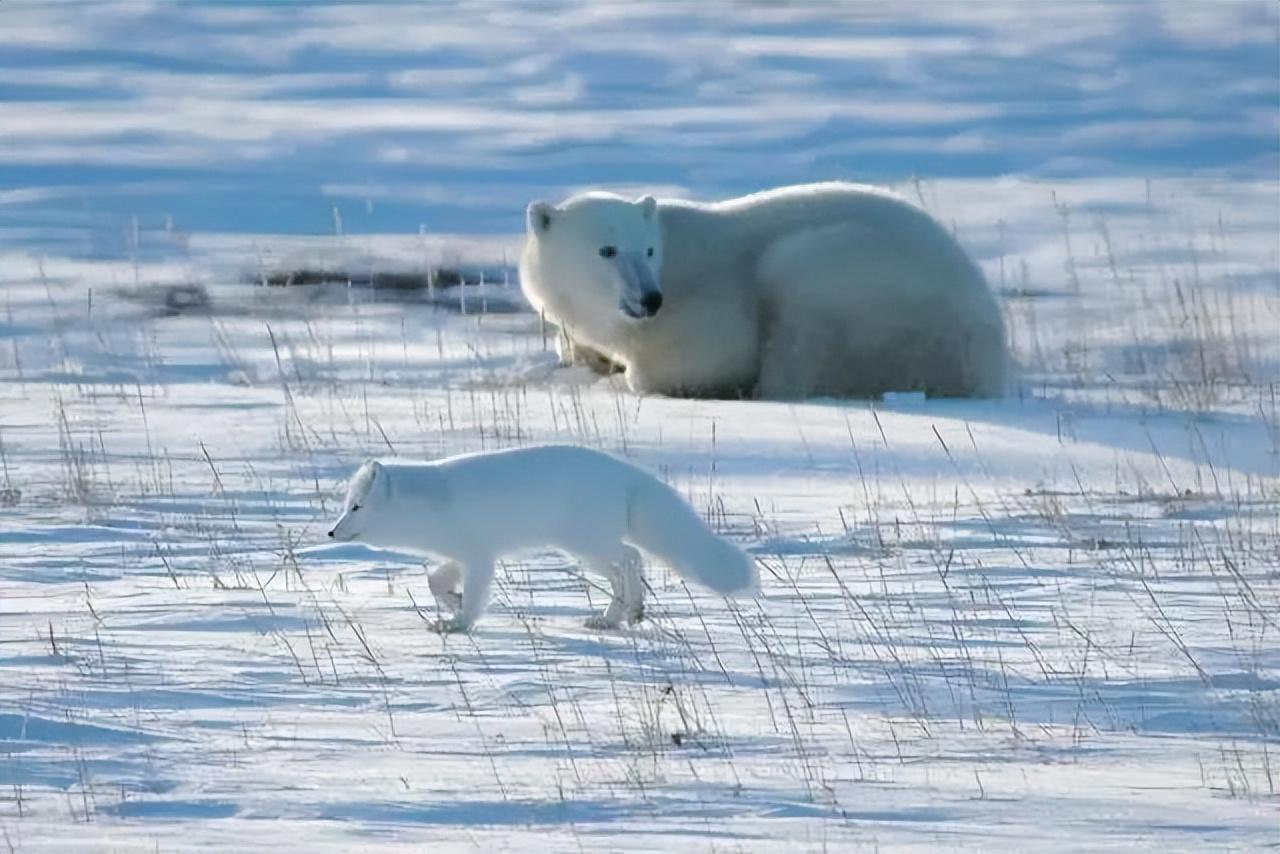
left=527, top=201, right=555, bottom=233
left=367, top=460, right=390, bottom=496
left=635, top=195, right=657, bottom=221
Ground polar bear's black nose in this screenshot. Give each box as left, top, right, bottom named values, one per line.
left=327, top=530, right=335, bottom=538
left=640, top=292, right=663, bottom=315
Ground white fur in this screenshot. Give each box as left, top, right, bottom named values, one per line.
left=520, top=182, right=1008, bottom=399
left=327, top=446, right=758, bottom=633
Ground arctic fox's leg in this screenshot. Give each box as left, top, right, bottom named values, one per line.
left=618, top=545, right=646, bottom=623
left=581, top=544, right=645, bottom=629
left=427, top=561, right=464, bottom=613
left=431, top=557, right=495, bottom=634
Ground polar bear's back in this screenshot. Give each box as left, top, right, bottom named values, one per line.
left=652, top=182, right=1008, bottom=398
left=659, top=182, right=980, bottom=286
left=663, top=182, right=940, bottom=239
left=660, top=182, right=990, bottom=303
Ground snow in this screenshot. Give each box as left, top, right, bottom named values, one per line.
left=1, top=1, right=1278, bottom=851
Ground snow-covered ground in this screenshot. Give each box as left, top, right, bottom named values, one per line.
left=1, top=2, right=1277, bottom=851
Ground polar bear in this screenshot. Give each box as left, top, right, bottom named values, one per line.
left=519, top=182, right=1008, bottom=399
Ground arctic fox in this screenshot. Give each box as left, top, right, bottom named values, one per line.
left=327, top=445, right=758, bottom=633
left=519, top=182, right=1008, bottom=399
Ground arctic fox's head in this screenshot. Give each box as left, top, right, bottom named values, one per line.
left=328, top=460, right=392, bottom=544
left=522, top=191, right=664, bottom=325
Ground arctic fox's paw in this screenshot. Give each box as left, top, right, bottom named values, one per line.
left=430, top=617, right=471, bottom=635
left=584, top=614, right=622, bottom=631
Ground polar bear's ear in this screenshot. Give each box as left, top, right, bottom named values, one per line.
left=527, top=201, right=555, bottom=233
left=636, top=195, right=657, bottom=221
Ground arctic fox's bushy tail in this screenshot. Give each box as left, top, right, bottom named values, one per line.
left=626, top=480, right=759, bottom=595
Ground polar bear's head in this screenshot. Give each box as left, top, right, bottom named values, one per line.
left=523, top=191, right=664, bottom=323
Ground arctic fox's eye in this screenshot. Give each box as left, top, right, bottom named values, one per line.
left=646, top=247, right=654, bottom=257
left=599, top=246, right=617, bottom=259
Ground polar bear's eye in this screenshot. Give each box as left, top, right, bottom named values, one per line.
left=350, top=504, right=361, bottom=513
left=599, top=246, right=617, bottom=259
left=646, top=247, right=654, bottom=257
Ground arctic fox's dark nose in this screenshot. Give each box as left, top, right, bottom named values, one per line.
left=640, top=292, right=663, bottom=315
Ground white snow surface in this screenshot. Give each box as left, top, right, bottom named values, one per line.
left=1, top=176, right=1277, bottom=850
left=1, top=1, right=1278, bottom=851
